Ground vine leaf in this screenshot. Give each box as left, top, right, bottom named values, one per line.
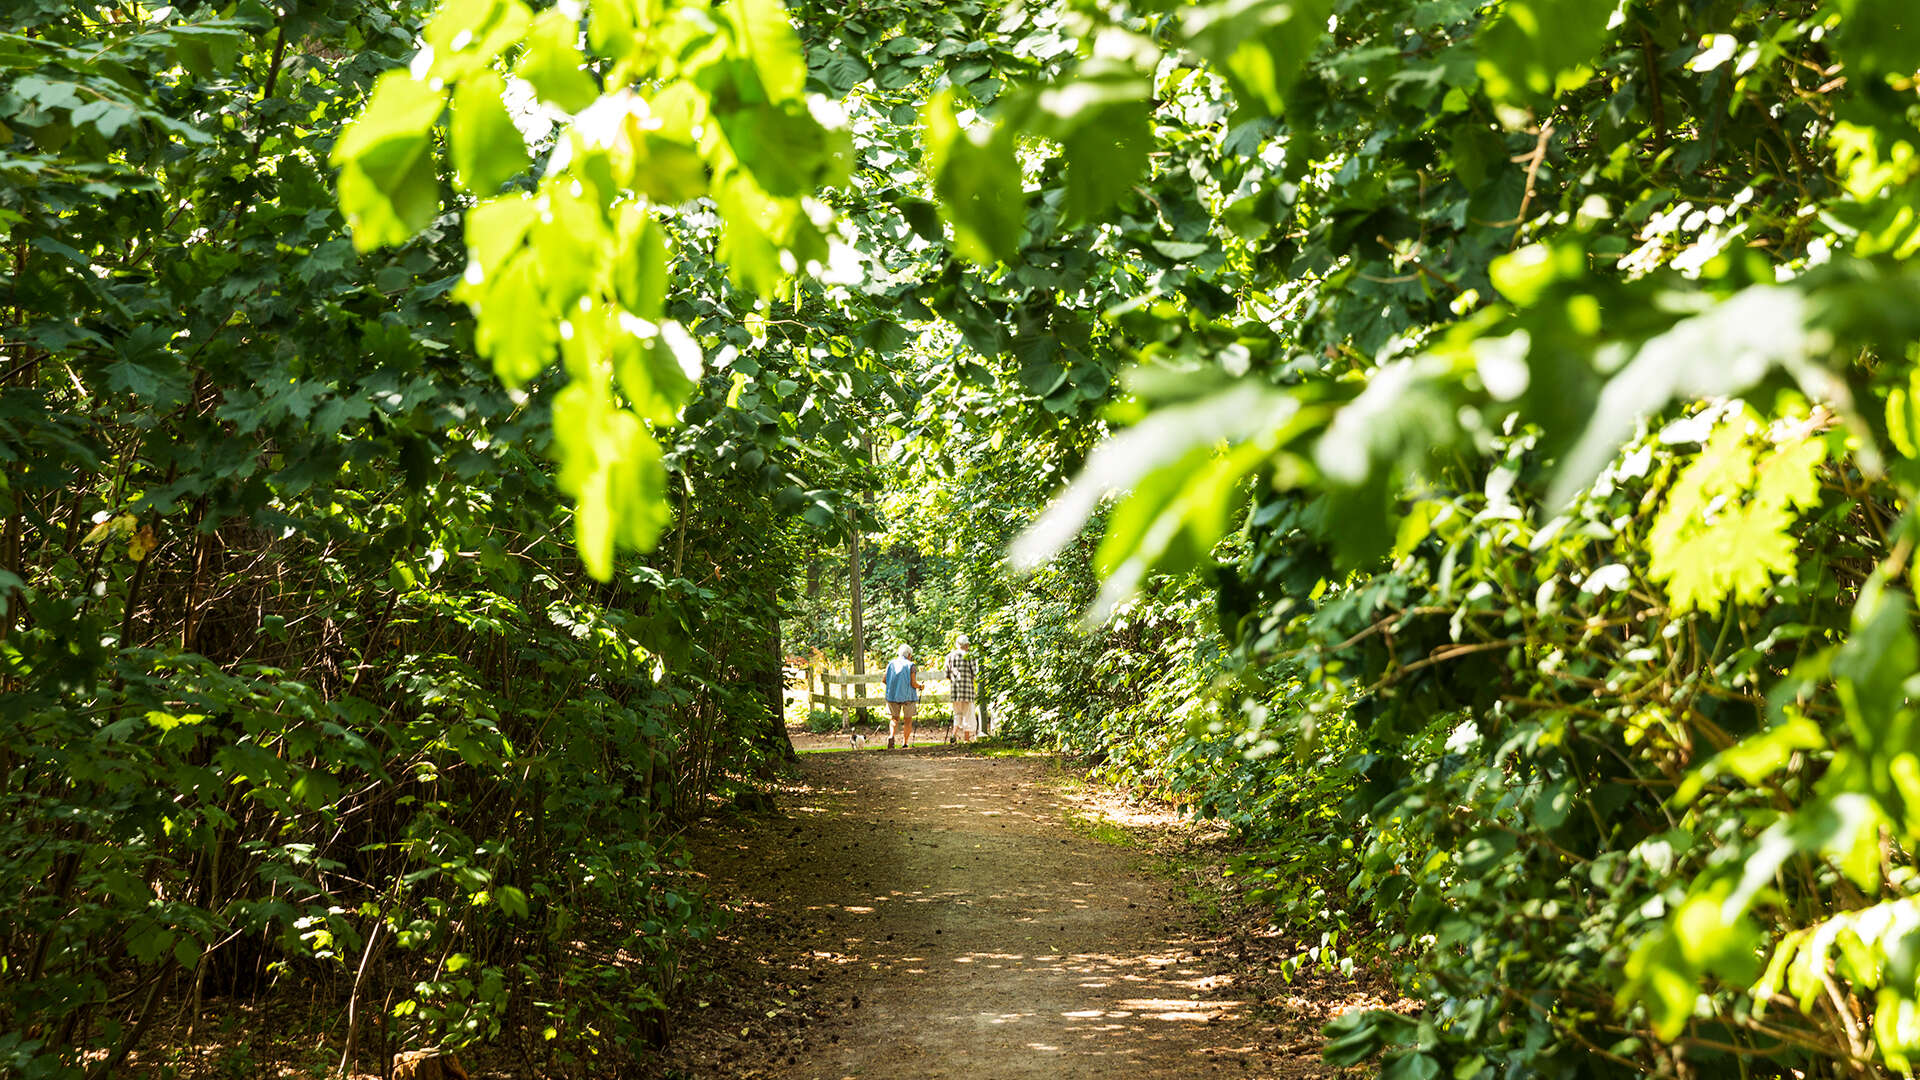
left=1646, top=420, right=1825, bottom=616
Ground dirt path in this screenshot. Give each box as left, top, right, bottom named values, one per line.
left=662, top=747, right=1344, bottom=1079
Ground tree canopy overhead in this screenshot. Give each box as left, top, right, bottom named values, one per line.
left=9, top=0, right=1920, bottom=1075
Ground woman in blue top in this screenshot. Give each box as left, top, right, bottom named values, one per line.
left=883, top=644, right=922, bottom=749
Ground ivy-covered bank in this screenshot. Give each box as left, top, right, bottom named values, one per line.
left=12, top=0, right=1920, bottom=1077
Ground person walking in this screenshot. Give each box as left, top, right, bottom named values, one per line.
left=945, top=633, right=980, bottom=743
left=883, top=643, right=921, bottom=749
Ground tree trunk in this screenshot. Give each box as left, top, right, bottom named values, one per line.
left=849, top=520, right=870, bottom=726
left=757, top=617, right=795, bottom=770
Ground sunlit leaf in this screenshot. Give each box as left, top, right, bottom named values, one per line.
left=922, top=91, right=1024, bottom=266
left=516, top=8, right=599, bottom=113
left=728, top=0, right=808, bottom=102
left=450, top=70, right=530, bottom=195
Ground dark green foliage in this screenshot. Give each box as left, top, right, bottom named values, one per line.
left=17, top=0, right=1920, bottom=1076
left=0, top=3, right=806, bottom=1075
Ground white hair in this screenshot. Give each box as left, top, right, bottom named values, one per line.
left=896, top=644, right=911, bottom=659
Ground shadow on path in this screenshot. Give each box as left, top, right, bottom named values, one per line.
left=671, top=749, right=1335, bottom=1079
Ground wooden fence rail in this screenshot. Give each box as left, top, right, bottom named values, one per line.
left=807, top=665, right=951, bottom=715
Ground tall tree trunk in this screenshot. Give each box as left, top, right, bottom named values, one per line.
left=849, top=519, right=870, bottom=726
left=756, top=617, right=795, bottom=771
left=806, top=555, right=822, bottom=652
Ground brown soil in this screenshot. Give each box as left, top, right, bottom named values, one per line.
left=658, top=744, right=1386, bottom=1080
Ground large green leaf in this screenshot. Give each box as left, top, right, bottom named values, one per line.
left=1646, top=420, right=1826, bottom=616
left=1828, top=0, right=1920, bottom=77
left=922, top=91, right=1025, bottom=266
left=1179, top=0, right=1333, bottom=116
left=1549, top=286, right=1818, bottom=507
left=1020, top=60, right=1153, bottom=225
left=1014, top=382, right=1309, bottom=617
left=728, top=0, right=808, bottom=102
left=516, top=8, right=599, bottom=113
left=717, top=101, right=844, bottom=198
left=449, top=70, right=529, bottom=195
left=1475, top=0, right=1616, bottom=104
left=423, top=0, right=532, bottom=82
left=552, top=385, right=670, bottom=579
left=331, top=70, right=447, bottom=251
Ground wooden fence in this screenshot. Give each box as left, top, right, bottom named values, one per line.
left=807, top=667, right=950, bottom=715
left=804, top=664, right=994, bottom=734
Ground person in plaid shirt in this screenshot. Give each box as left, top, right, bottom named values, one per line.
left=945, top=633, right=980, bottom=742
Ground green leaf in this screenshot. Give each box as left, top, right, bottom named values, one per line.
left=608, top=314, right=701, bottom=425
left=450, top=71, right=530, bottom=195
left=718, top=102, right=844, bottom=198
left=338, top=147, right=441, bottom=253
left=516, top=8, right=599, bottom=113
left=727, top=0, right=808, bottom=102
left=1180, top=0, right=1333, bottom=116
left=70, top=99, right=137, bottom=139
left=527, top=181, right=604, bottom=310
left=1647, top=422, right=1825, bottom=616
left=922, top=91, right=1025, bottom=266
left=1551, top=286, right=1817, bottom=506
left=1475, top=0, right=1616, bottom=104
left=465, top=193, right=540, bottom=277
left=1827, top=0, right=1920, bottom=78
left=1321, top=1010, right=1412, bottom=1067
left=1834, top=573, right=1919, bottom=758
left=589, top=0, right=644, bottom=60
left=896, top=196, right=944, bottom=242
left=332, top=70, right=447, bottom=250
left=613, top=204, right=669, bottom=320
left=1016, top=383, right=1307, bottom=619
left=145, top=710, right=207, bottom=731
left=291, top=769, right=341, bottom=809
left=1530, top=776, right=1572, bottom=830
left=1488, top=242, right=1583, bottom=306
left=714, top=172, right=789, bottom=294
left=1620, top=880, right=1762, bottom=1040
left=127, top=925, right=175, bottom=965
left=463, top=249, right=557, bottom=387
left=496, top=885, right=531, bottom=918
left=1380, top=1052, right=1442, bottom=1080
left=1887, top=366, right=1920, bottom=459
left=1676, top=716, right=1827, bottom=805
left=331, top=69, right=446, bottom=174
left=423, top=0, right=533, bottom=82
left=553, top=386, right=670, bottom=578
left=1017, top=61, right=1153, bottom=225
left=818, top=48, right=871, bottom=95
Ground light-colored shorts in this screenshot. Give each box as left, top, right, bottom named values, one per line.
left=952, top=698, right=977, bottom=734
left=888, top=700, right=918, bottom=721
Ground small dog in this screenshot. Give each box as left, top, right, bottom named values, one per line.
left=849, top=731, right=868, bottom=749
left=392, top=1050, right=468, bottom=1080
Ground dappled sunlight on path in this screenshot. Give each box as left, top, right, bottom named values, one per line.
left=674, top=750, right=1332, bottom=1079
